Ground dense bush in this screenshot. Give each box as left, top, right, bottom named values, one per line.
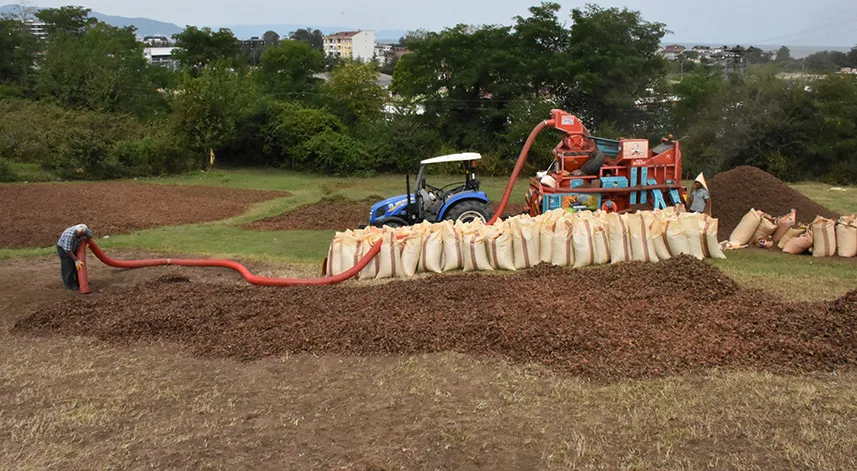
left=293, top=129, right=376, bottom=176
left=0, top=99, right=193, bottom=179
left=0, top=158, right=16, bottom=182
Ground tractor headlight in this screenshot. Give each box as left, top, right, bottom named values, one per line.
left=374, top=206, right=386, bottom=219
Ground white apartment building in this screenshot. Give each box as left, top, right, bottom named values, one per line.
left=23, top=19, right=48, bottom=40
left=374, top=43, right=393, bottom=63
left=323, top=30, right=375, bottom=62
left=143, top=47, right=180, bottom=71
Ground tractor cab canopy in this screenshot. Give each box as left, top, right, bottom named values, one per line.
left=419, top=152, right=482, bottom=165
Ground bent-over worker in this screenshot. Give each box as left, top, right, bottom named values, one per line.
left=687, top=180, right=711, bottom=215
left=57, top=224, right=92, bottom=290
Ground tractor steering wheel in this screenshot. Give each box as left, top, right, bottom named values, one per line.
left=424, top=183, right=442, bottom=193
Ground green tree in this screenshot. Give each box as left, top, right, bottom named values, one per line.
left=512, top=3, right=573, bottom=99
left=289, top=28, right=323, bottom=50
left=256, top=39, right=324, bottom=97
left=0, top=17, right=39, bottom=86
left=323, top=61, right=386, bottom=125
left=775, top=45, right=791, bottom=62
left=744, top=46, right=771, bottom=65
left=172, top=62, right=257, bottom=166
left=564, top=4, right=668, bottom=128
left=263, top=30, right=280, bottom=46
left=35, top=6, right=96, bottom=35
left=392, top=24, right=519, bottom=149
left=172, top=26, right=242, bottom=73
left=36, top=21, right=168, bottom=116
left=810, top=74, right=857, bottom=182
left=397, top=29, right=428, bottom=48
left=803, top=50, right=849, bottom=72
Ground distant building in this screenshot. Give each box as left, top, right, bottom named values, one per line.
left=143, top=47, right=179, bottom=71
left=142, top=35, right=171, bottom=47
left=372, top=43, right=412, bottom=65
left=388, top=46, right=411, bottom=60
left=660, top=44, right=686, bottom=60
left=841, top=67, right=857, bottom=75
left=313, top=71, right=393, bottom=88
left=374, top=43, right=392, bottom=63
left=323, top=30, right=375, bottom=62
left=241, top=37, right=266, bottom=51
left=23, top=19, right=48, bottom=40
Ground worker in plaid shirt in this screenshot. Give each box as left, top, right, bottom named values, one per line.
left=57, top=224, right=92, bottom=290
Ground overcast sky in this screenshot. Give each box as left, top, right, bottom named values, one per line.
left=29, top=0, right=857, bottom=46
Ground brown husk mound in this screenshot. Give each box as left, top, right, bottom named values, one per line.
left=0, top=182, right=288, bottom=249
left=14, top=256, right=857, bottom=381
left=245, top=195, right=383, bottom=231
left=708, top=166, right=839, bottom=239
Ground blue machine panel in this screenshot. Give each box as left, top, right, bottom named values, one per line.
left=600, top=176, right=629, bottom=189
left=639, top=168, right=649, bottom=204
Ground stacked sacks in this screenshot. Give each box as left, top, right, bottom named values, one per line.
left=837, top=215, right=857, bottom=258
left=486, top=219, right=515, bottom=270
left=326, top=208, right=728, bottom=280
left=750, top=213, right=777, bottom=248
left=811, top=216, right=837, bottom=258
left=727, top=209, right=763, bottom=249
left=778, top=224, right=807, bottom=250
left=772, top=209, right=797, bottom=245
left=627, top=212, right=659, bottom=263
left=550, top=215, right=575, bottom=267
left=605, top=213, right=632, bottom=264
left=783, top=226, right=814, bottom=255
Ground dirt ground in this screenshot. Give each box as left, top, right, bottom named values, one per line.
left=709, top=166, right=840, bottom=239
left=3, top=254, right=857, bottom=469
left=245, top=195, right=382, bottom=231
left=0, top=182, right=288, bottom=248
left=14, top=256, right=857, bottom=381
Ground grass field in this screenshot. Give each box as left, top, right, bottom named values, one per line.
left=6, top=168, right=853, bottom=300
left=2, top=168, right=857, bottom=469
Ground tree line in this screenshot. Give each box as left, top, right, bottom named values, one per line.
left=1, top=3, right=856, bottom=184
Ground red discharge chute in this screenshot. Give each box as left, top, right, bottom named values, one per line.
left=77, top=119, right=555, bottom=292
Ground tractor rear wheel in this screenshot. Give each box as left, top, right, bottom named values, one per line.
left=444, top=200, right=493, bottom=224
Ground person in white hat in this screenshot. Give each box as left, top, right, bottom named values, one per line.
left=56, top=224, right=93, bottom=290
left=687, top=173, right=711, bottom=215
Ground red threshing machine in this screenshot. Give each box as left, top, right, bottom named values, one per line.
left=523, top=109, right=687, bottom=216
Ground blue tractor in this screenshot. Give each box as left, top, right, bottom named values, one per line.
left=368, top=153, right=494, bottom=228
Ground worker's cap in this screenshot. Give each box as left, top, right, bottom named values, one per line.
left=694, top=172, right=708, bottom=191
left=74, top=224, right=89, bottom=233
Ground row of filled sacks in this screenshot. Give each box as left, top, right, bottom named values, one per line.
left=727, top=208, right=797, bottom=249
left=325, top=209, right=725, bottom=280
left=729, top=208, right=857, bottom=257
left=777, top=214, right=857, bottom=257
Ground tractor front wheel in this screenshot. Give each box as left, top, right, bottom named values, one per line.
left=444, top=200, right=493, bottom=224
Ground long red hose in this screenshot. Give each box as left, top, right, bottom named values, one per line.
left=78, top=120, right=552, bottom=291
left=86, top=239, right=382, bottom=287
left=487, top=120, right=552, bottom=225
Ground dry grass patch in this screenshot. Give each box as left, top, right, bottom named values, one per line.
left=1, top=337, right=856, bottom=470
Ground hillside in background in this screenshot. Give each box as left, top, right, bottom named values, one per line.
left=0, top=4, right=183, bottom=36
left=1, top=5, right=408, bottom=40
